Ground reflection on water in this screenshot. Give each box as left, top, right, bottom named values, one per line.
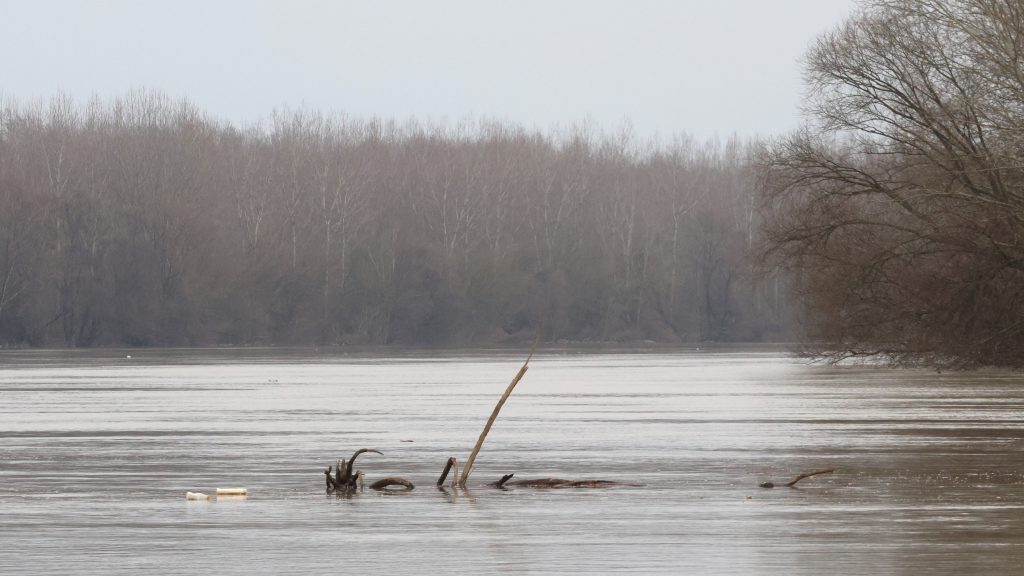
left=1, top=347, right=1023, bottom=574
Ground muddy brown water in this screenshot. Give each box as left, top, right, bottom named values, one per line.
left=1, top=347, right=1022, bottom=574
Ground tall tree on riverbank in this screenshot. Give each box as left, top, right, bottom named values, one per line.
left=760, top=0, right=1024, bottom=367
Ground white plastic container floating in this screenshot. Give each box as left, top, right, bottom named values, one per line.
left=185, top=491, right=210, bottom=501
left=216, top=487, right=247, bottom=496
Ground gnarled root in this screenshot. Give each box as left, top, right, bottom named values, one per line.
left=326, top=448, right=382, bottom=493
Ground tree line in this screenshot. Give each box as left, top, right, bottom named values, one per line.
left=0, top=94, right=791, bottom=347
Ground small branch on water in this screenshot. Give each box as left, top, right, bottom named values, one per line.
left=759, top=468, right=836, bottom=489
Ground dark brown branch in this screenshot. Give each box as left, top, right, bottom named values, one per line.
left=759, top=468, right=836, bottom=488
left=343, top=448, right=382, bottom=479
left=437, top=457, right=456, bottom=486
left=784, top=468, right=836, bottom=487
left=369, top=477, right=415, bottom=491
left=496, top=476, right=642, bottom=488
left=493, top=473, right=515, bottom=488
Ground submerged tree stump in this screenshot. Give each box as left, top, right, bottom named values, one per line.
left=325, top=448, right=381, bottom=493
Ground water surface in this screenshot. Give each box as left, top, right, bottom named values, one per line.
left=1, top=348, right=1022, bottom=574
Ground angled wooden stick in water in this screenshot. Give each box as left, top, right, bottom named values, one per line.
left=437, top=457, right=457, bottom=486
left=457, top=330, right=541, bottom=487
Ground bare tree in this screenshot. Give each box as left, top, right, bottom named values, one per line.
left=761, top=0, right=1024, bottom=367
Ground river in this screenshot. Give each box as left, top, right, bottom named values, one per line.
left=1, top=347, right=1022, bottom=574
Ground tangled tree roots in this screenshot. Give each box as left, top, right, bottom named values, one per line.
left=325, top=448, right=381, bottom=493
left=320, top=331, right=646, bottom=496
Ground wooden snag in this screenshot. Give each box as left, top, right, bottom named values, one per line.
left=496, top=476, right=642, bottom=489
left=437, top=457, right=457, bottom=486
left=326, top=448, right=382, bottom=492
left=457, top=329, right=541, bottom=487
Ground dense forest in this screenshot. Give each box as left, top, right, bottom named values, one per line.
left=761, top=0, right=1024, bottom=367
left=0, top=95, right=791, bottom=347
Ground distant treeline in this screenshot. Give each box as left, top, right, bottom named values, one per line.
left=0, top=94, right=791, bottom=347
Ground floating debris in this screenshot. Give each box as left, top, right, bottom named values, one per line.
left=216, top=487, right=247, bottom=496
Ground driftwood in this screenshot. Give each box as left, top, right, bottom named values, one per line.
left=325, top=448, right=382, bottom=492
left=369, top=477, right=415, bottom=491
left=437, top=331, right=640, bottom=490
left=437, top=457, right=457, bottom=486
left=493, top=473, right=515, bottom=488
left=759, top=468, right=836, bottom=488
left=493, top=474, right=640, bottom=489
left=320, top=332, right=647, bottom=495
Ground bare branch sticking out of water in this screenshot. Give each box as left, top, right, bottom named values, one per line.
left=456, top=329, right=541, bottom=487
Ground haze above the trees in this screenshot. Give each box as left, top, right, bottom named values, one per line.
left=1, top=0, right=852, bottom=139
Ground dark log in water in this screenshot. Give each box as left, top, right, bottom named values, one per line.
left=759, top=468, right=836, bottom=489
left=370, top=477, right=415, bottom=491
left=493, top=474, right=641, bottom=488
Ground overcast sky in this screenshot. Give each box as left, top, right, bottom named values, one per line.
left=0, top=0, right=855, bottom=139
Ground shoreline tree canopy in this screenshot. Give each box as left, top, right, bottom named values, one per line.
left=760, top=0, right=1024, bottom=367
left=0, top=94, right=790, bottom=347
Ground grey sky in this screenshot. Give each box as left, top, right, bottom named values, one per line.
left=0, top=0, right=854, bottom=139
